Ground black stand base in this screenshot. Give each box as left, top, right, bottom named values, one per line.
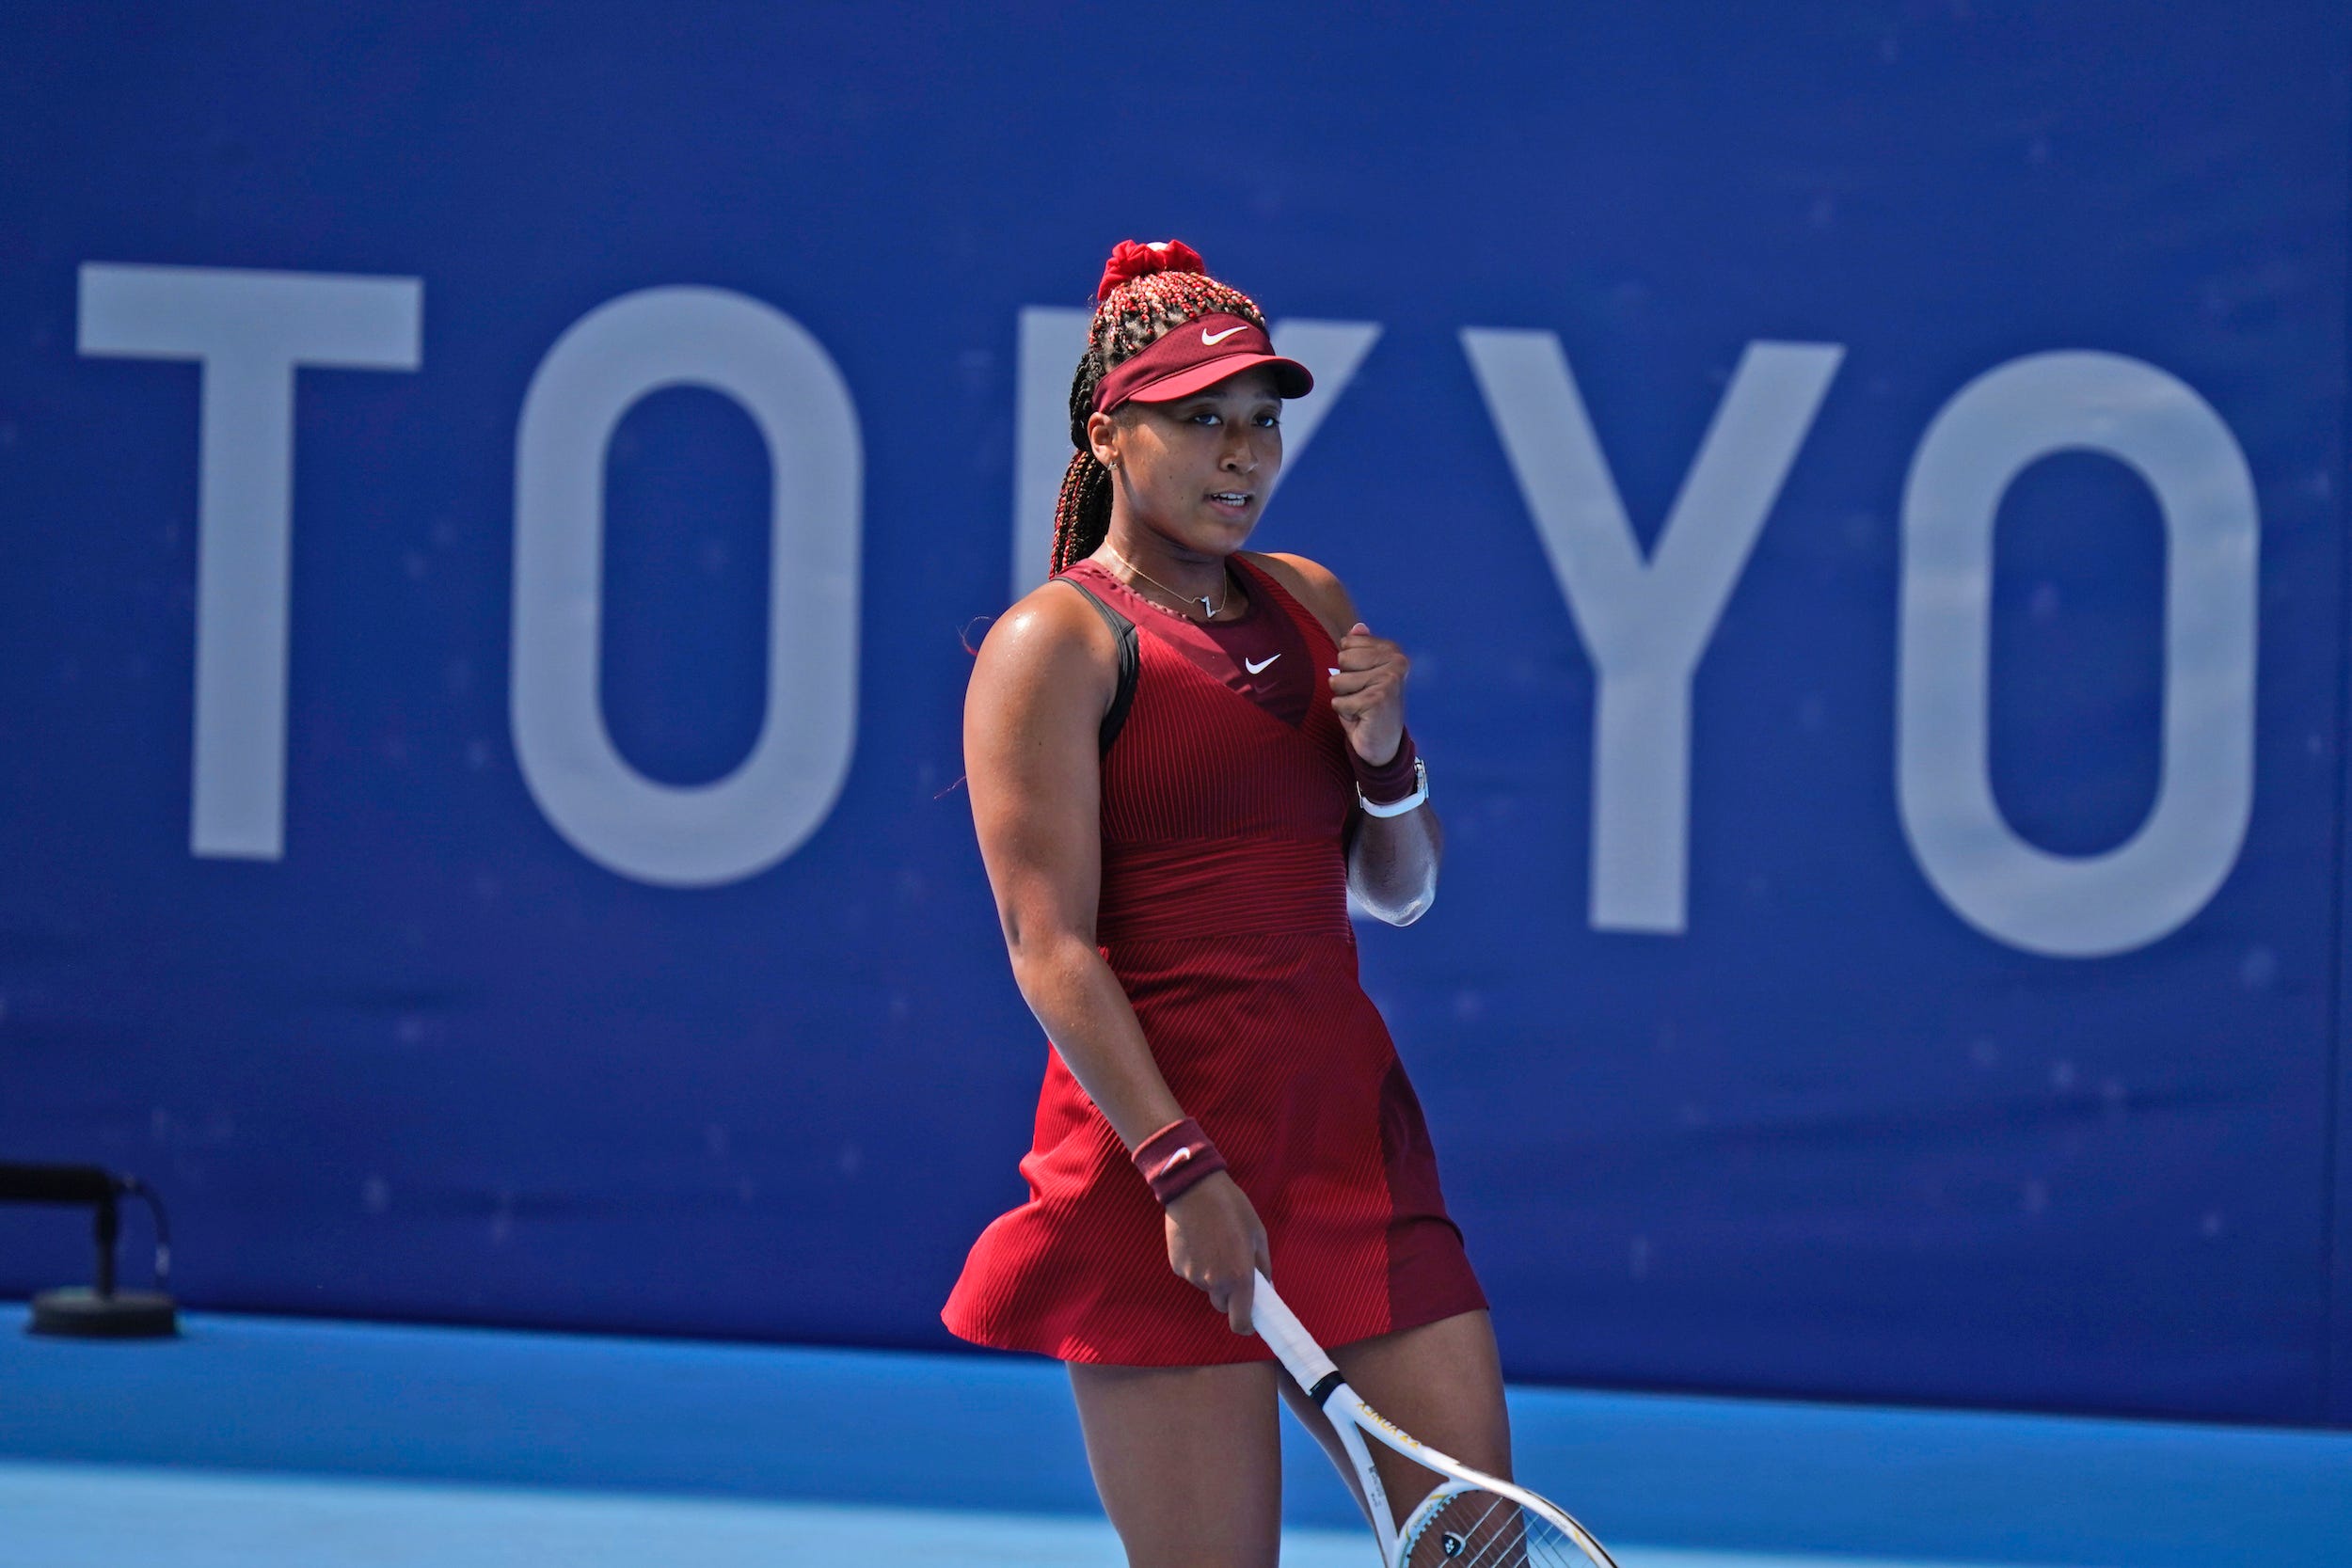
left=28, top=1288, right=178, bottom=1338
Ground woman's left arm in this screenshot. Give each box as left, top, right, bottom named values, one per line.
left=1248, top=553, right=1443, bottom=926
left=1333, top=619, right=1442, bottom=925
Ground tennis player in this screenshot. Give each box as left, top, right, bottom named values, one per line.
left=945, top=240, right=1507, bottom=1565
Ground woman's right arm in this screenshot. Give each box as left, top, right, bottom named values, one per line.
left=964, top=588, right=1269, bottom=1332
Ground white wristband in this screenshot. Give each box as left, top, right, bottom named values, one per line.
left=1356, top=758, right=1428, bottom=818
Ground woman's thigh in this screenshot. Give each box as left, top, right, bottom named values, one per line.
left=1067, top=1358, right=1285, bottom=1568
left=1279, top=1308, right=1511, bottom=1530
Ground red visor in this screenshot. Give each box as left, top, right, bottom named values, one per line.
left=1092, top=314, right=1313, bottom=414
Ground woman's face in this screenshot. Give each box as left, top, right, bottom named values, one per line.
left=1091, top=366, right=1286, bottom=558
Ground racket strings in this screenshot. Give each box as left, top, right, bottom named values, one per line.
left=1400, top=1484, right=1584, bottom=1567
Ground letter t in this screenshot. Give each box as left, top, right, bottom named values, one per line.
left=79, top=263, right=421, bottom=859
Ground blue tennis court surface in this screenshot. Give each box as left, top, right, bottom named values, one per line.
left=0, top=1465, right=2090, bottom=1568
left=2, top=1305, right=2344, bottom=1566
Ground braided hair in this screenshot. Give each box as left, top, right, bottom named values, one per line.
left=1047, top=241, right=1271, bottom=577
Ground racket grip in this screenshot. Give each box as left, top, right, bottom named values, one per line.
left=1248, top=1271, right=1340, bottom=1391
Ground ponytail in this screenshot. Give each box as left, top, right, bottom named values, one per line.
left=1050, top=450, right=1114, bottom=576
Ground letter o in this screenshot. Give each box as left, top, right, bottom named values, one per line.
left=1898, top=351, right=2258, bottom=958
left=512, top=287, right=860, bottom=887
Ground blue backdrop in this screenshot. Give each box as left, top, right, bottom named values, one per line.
left=1, top=2, right=2346, bottom=1427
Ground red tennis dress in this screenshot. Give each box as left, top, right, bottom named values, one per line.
left=943, top=553, right=1486, bottom=1366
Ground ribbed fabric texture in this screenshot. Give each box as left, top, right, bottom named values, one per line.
left=1066, top=558, right=1314, bottom=729
left=944, top=555, right=1485, bottom=1366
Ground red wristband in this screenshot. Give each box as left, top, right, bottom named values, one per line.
left=1350, top=728, right=1420, bottom=805
left=1132, top=1117, right=1228, bottom=1206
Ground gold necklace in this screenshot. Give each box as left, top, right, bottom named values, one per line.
left=1101, top=543, right=1230, bottom=621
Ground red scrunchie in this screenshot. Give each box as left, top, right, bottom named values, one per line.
left=1097, top=239, right=1206, bottom=301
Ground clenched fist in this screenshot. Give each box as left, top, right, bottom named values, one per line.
left=1328, top=622, right=1409, bottom=768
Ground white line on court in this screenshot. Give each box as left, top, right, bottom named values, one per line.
left=0, top=1460, right=2105, bottom=1568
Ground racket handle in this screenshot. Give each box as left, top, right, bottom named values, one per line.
left=1248, top=1271, right=1340, bottom=1391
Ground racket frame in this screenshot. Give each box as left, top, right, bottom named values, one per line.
left=1250, top=1271, right=1620, bottom=1568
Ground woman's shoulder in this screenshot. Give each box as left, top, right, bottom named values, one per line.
left=1237, top=551, right=1358, bottom=642
left=970, top=575, right=1121, bottom=704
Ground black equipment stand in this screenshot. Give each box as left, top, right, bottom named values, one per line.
left=0, top=1163, right=178, bottom=1338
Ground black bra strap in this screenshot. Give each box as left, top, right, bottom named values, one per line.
left=1054, top=577, right=1139, bottom=755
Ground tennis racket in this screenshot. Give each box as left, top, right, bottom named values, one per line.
left=1250, top=1272, right=1619, bottom=1568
